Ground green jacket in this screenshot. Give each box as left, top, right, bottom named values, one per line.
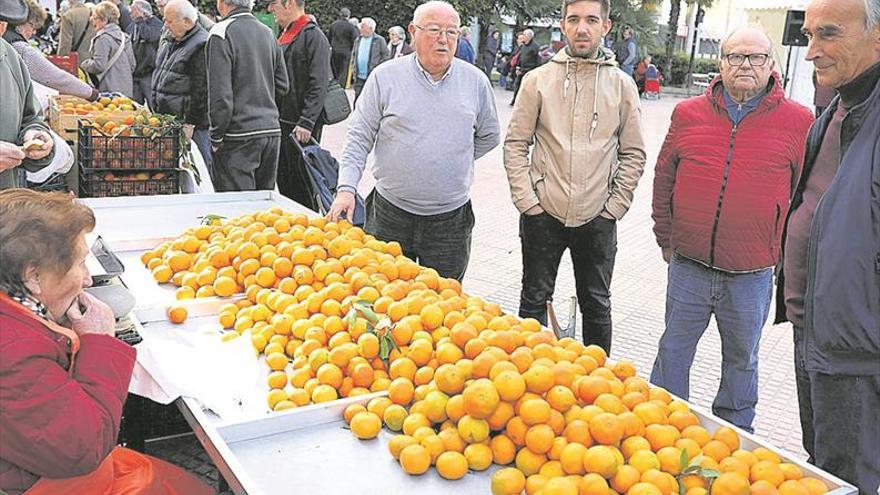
left=0, top=39, right=53, bottom=189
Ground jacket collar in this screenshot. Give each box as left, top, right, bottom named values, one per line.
left=707, top=71, right=785, bottom=114
left=2, top=28, right=26, bottom=45
left=221, top=7, right=251, bottom=20
left=550, top=45, right=617, bottom=68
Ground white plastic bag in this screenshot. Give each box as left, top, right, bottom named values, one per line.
left=179, top=139, right=214, bottom=194
left=26, top=130, right=74, bottom=184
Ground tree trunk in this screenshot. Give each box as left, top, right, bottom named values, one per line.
left=665, top=0, right=681, bottom=86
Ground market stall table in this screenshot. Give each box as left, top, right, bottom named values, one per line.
left=82, top=192, right=858, bottom=495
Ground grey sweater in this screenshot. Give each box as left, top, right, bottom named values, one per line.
left=338, top=54, right=500, bottom=215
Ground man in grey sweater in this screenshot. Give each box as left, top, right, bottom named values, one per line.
left=327, top=0, right=500, bottom=281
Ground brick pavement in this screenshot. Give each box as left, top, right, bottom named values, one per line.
left=149, top=86, right=807, bottom=491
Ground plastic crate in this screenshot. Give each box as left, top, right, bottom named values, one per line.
left=80, top=169, right=180, bottom=198
left=77, top=122, right=180, bottom=170
left=47, top=53, right=78, bottom=75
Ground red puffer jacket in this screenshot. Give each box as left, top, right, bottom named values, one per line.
left=652, top=73, right=814, bottom=271
left=0, top=294, right=136, bottom=495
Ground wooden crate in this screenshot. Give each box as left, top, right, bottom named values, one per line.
left=47, top=95, right=138, bottom=142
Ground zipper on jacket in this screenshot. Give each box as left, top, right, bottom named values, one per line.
left=708, top=124, right=738, bottom=266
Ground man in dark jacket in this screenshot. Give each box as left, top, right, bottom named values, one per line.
left=327, top=7, right=357, bottom=85
left=778, top=0, right=880, bottom=492
left=651, top=27, right=814, bottom=433
left=206, top=0, right=289, bottom=191
left=127, top=0, right=162, bottom=103
left=510, top=28, right=538, bottom=105
left=350, top=17, right=388, bottom=103
left=268, top=0, right=329, bottom=207
left=151, top=0, right=210, bottom=171
left=481, top=28, right=499, bottom=78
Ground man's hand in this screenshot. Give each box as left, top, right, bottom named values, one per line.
left=183, top=124, right=195, bottom=143
left=662, top=247, right=673, bottom=263
left=66, top=292, right=116, bottom=337
left=293, top=126, right=312, bottom=144
left=326, top=190, right=356, bottom=222
left=21, top=129, right=53, bottom=160
left=0, top=141, right=25, bottom=171
left=524, top=204, right=544, bottom=216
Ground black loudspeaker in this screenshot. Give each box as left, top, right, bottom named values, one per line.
left=783, top=10, right=808, bottom=46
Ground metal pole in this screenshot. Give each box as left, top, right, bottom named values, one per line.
left=686, top=26, right=699, bottom=89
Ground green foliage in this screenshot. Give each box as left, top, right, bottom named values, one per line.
left=609, top=0, right=661, bottom=55
left=651, top=52, right=719, bottom=86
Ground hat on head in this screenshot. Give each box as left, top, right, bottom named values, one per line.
left=0, top=0, right=27, bottom=23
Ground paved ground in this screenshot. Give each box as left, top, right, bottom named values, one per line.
left=148, top=86, right=807, bottom=490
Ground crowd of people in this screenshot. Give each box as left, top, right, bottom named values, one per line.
left=1, top=0, right=878, bottom=493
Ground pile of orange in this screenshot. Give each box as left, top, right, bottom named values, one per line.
left=143, top=208, right=832, bottom=495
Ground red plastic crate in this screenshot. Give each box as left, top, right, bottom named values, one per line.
left=47, top=54, right=79, bottom=76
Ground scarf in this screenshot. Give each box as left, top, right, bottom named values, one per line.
left=278, top=15, right=310, bottom=46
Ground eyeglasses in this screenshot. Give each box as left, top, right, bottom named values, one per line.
left=724, top=53, right=770, bottom=67
left=414, top=24, right=460, bottom=39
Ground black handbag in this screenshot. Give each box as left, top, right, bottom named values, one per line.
left=323, top=78, right=352, bottom=125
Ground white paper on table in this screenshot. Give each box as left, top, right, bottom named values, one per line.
left=133, top=324, right=270, bottom=421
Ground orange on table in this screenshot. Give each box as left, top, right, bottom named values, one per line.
left=167, top=305, right=187, bottom=324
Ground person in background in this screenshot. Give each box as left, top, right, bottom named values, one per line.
left=481, top=28, right=499, bottom=78
left=0, top=189, right=214, bottom=495
left=328, top=0, right=500, bottom=281
left=127, top=0, right=161, bottom=103
left=268, top=0, right=330, bottom=205
left=81, top=1, right=136, bottom=96
left=206, top=0, right=289, bottom=191
left=387, top=25, right=412, bottom=58
left=779, top=0, right=880, bottom=492
left=651, top=28, right=814, bottom=433
left=0, top=0, right=54, bottom=190
left=3, top=0, right=98, bottom=100
left=504, top=0, right=645, bottom=353
left=111, top=0, right=129, bottom=31
left=328, top=7, right=357, bottom=84
left=57, top=0, right=95, bottom=61
left=616, top=26, right=637, bottom=75
left=350, top=16, right=388, bottom=103
left=510, top=28, right=538, bottom=105
left=151, top=0, right=210, bottom=171
left=455, top=24, right=473, bottom=63
left=634, top=54, right=650, bottom=94
left=496, top=53, right=509, bottom=88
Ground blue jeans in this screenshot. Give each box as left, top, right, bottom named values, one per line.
left=192, top=128, right=213, bottom=176
left=650, top=254, right=772, bottom=432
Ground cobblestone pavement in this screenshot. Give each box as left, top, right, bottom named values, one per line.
left=149, top=86, right=806, bottom=491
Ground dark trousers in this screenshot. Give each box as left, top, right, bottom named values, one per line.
left=211, top=135, right=280, bottom=192
left=132, top=76, right=151, bottom=104
left=365, top=190, right=474, bottom=281
left=795, top=327, right=880, bottom=495
left=278, top=124, right=323, bottom=210
left=353, top=77, right=366, bottom=106
left=518, top=212, right=617, bottom=353
left=331, top=51, right=352, bottom=86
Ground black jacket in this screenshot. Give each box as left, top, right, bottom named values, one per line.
left=278, top=21, right=330, bottom=132
left=127, top=15, right=163, bottom=78
left=206, top=9, right=289, bottom=144
left=327, top=18, right=358, bottom=54
left=519, top=40, right=540, bottom=72
left=150, top=25, right=208, bottom=128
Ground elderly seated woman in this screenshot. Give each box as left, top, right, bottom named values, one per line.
left=80, top=0, right=135, bottom=96
left=0, top=189, right=213, bottom=495
left=2, top=0, right=98, bottom=101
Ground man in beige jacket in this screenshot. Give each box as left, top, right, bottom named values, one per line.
left=57, top=0, right=95, bottom=62
left=503, top=0, right=646, bottom=353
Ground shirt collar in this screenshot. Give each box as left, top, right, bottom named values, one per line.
left=415, top=55, right=453, bottom=86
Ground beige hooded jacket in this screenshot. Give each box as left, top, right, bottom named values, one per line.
left=503, top=47, right=646, bottom=227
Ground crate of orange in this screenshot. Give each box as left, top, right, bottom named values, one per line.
left=48, top=94, right=139, bottom=141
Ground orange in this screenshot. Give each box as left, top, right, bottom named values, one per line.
left=524, top=424, right=555, bottom=454
left=629, top=450, right=661, bottom=474
left=388, top=377, right=415, bottom=405
left=349, top=411, right=382, bottom=439
left=633, top=402, right=668, bottom=426
left=778, top=464, right=803, bottom=481
left=543, top=477, right=579, bottom=495
left=798, top=478, right=827, bottom=495
left=611, top=465, right=642, bottom=494
left=487, top=401, right=516, bottom=431
left=435, top=363, right=466, bottom=395
left=752, top=448, right=782, bottom=464
left=578, top=376, right=612, bottom=404
left=621, top=436, right=652, bottom=460
left=167, top=305, right=187, bottom=324
left=579, top=473, right=611, bottom=495
left=641, top=469, right=678, bottom=495
left=343, top=403, right=367, bottom=423
left=720, top=457, right=751, bottom=479
left=438, top=426, right=467, bottom=453
left=563, top=419, right=592, bottom=446
left=750, top=461, right=786, bottom=487
left=435, top=451, right=468, bottom=480
left=515, top=446, right=546, bottom=476
left=628, top=482, right=664, bottom=495
left=457, top=415, right=490, bottom=443
left=461, top=378, right=500, bottom=419
left=524, top=365, right=555, bottom=394
left=402, top=413, right=431, bottom=436
left=645, top=424, right=680, bottom=451
left=493, top=370, right=527, bottom=402
left=751, top=480, right=781, bottom=495
left=712, top=473, right=751, bottom=495
left=668, top=411, right=700, bottom=432
left=559, top=442, right=588, bottom=474
left=382, top=404, right=407, bottom=431
left=656, top=446, right=684, bottom=475
left=399, top=444, right=431, bottom=475
left=505, top=416, right=529, bottom=446
left=547, top=385, right=577, bottom=412
left=491, top=467, right=527, bottom=495
left=681, top=425, right=712, bottom=447
left=267, top=370, right=288, bottom=389
left=316, top=363, right=343, bottom=388
left=520, top=398, right=552, bottom=426
left=490, top=434, right=517, bottom=465
left=713, top=426, right=741, bottom=452
left=464, top=443, right=494, bottom=471
left=589, top=413, right=624, bottom=446
left=583, top=445, right=619, bottom=479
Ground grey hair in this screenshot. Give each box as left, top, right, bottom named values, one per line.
left=220, top=0, right=253, bottom=10
left=388, top=25, right=405, bottom=38
left=866, top=0, right=880, bottom=30
left=360, top=17, right=376, bottom=30
left=523, top=28, right=534, bottom=40
left=460, top=25, right=470, bottom=37
left=131, top=0, right=152, bottom=16
left=166, top=0, right=197, bottom=22
left=412, top=0, right=459, bottom=24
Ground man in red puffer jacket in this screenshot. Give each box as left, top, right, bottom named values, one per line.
left=649, top=27, right=813, bottom=433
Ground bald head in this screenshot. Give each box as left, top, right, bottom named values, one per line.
left=412, top=0, right=458, bottom=25
left=721, top=27, right=774, bottom=57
